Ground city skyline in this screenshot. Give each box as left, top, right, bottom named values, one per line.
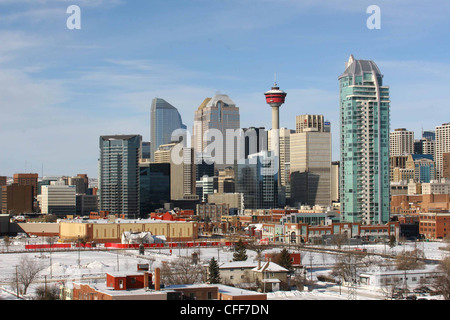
left=1, top=1, right=450, bottom=177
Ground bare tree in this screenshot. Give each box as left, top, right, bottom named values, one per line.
left=11, top=256, right=45, bottom=296
left=332, top=252, right=367, bottom=284
left=331, top=234, right=348, bottom=250
left=395, top=248, right=425, bottom=270
left=160, top=257, right=204, bottom=286
left=433, top=256, right=450, bottom=300
left=395, top=248, right=425, bottom=292
left=247, top=242, right=272, bottom=265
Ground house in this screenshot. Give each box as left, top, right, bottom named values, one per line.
left=218, top=260, right=289, bottom=291
left=219, top=261, right=258, bottom=287
left=252, top=261, right=289, bottom=292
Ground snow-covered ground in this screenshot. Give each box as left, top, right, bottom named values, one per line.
left=0, top=236, right=448, bottom=300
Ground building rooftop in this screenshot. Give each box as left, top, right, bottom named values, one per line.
left=205, top=94, right=236, bottom=108
left=61, top=218, right=191, bottom=224
left=215, top=284, right=266, bottom=297
left=100, top=135, right=140, bottom=141
left=339, top=54, right=382, bottom=79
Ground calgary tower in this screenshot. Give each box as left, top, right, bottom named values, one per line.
left=265, top=79, right=287, bottom=188
left=265, top=80, right=287, bottom=132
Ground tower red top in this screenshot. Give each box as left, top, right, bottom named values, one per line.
left=265, top=83, right=287, bottom=108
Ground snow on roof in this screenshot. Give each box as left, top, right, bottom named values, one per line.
left=252, top=261, right=288, bottom=273
left=215, top=284, right=266, bottom=297
left=219, top=261, right=258, bottom=269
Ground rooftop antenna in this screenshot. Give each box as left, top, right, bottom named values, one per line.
left=274, top=72, right=277, bottom=86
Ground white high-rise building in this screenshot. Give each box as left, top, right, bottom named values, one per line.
left=290, top=115, right=331, bottom=207
left=268, top=128, right=294, bottom=187
left=390, top=128, right=414, bottom=157
left=41, top=182, right=76, bottom=216
left=435, top=123, right=450, bottom=178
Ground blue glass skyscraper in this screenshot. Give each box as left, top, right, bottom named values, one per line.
left=99, top=135, right=142, bottom=218
left=339, top=55, right=390, bottom=225
left=150, top=98, right=187, bottom=162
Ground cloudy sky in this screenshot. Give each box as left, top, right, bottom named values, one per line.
left=1, top=0, right=450, bottom=178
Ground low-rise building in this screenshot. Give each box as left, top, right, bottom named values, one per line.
left=419, top=212, right=450, bottom=240
left=59, top=217, right=198, bottom=243
left=66, top=264, right=265, bottom=300
left=359, top=267, right=442, bottom=291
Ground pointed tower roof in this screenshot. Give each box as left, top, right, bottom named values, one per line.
left=338, top=54, right=382, bottom=80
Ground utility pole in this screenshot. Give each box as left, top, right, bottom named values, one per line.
left=347, top=258, right=357, bottom=300
left=15, top=265, right=19, bottom=297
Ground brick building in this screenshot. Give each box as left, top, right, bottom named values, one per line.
left=419, top=212, right=450, bottom=240
left=391, top=194, right=450, bottom=214
left=1, top=184, right=33, bottom=215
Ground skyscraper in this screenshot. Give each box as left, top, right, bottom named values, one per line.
left=139, top=162, right=171, bottom=216
left=99, top=135, right=142, bottom=218
left=338, top=55, right=390, bottom=225
left=153, top=142, right=197, bottom=201
left=435, top=123, right=450, bottom=178
left=193, top=94, right=240, bottom=171
left=236, top=150, right=278, bottom=209
left=290, top=115, right=331, bottom=207
left=390, top=128, right=414, bottom=156
left=150, top=98, right=187, bottom=162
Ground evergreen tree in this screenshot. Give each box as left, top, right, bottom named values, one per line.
left=233, top=239, right=248, bottom=261
left=208, top=257, right=221, bottom=284
left=275, top=248, right=293, bottom=272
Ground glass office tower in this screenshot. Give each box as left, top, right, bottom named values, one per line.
left=150, top=98, right=187, bottom=162
left=139, top=162, right=171, bottom=217
left=338, top=55, right=390, bottom=225
left=99, top=135, right=142, bottom=218
left=236, top=150, right=278, bottom=209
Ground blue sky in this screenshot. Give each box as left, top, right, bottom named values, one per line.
left=1, top=0, right=450, bottom=178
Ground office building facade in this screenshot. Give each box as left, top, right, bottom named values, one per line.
left=150, top=98, right=186, bottom=162
left=290, top=116, right=331, bottom=207
left=390, top=128, right=414, bottom=156
left=236, top=151, right=278, bottom=209
left=139, top=162, right=171, bottom=216
left=193, top=94, right=240, bottom=170
left=1, top=184, right=33, bottom=215
left=41, top=183, right=76, bottom=216
left=99, top=135, right=142, bottom=218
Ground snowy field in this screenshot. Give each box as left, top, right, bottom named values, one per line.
left=0, top=236, right=448, bottom=300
